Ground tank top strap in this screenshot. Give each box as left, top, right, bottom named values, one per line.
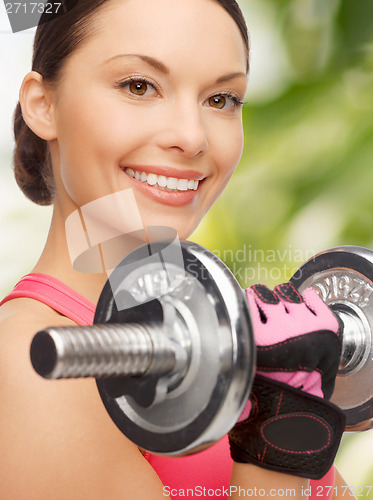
left=0, top=273, right=96, bottom=326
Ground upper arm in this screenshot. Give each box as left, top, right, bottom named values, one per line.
left=0, top=310, right=165, bottom=500
left=332, top=468, right=357, bottom=500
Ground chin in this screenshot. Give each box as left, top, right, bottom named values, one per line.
left=141, top=213, right=199, bottom=242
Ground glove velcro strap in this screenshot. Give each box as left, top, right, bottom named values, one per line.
left=228, top=375, right=346, bottom=480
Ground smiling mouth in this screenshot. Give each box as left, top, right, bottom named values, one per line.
left=123, top=167, right=200, bottom=192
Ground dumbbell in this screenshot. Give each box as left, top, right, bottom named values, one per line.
left=30, top=242, right=373, bottom=457
left=31, top=240, right=256, bottom=455
left=290, top=246, right=373, bottom=432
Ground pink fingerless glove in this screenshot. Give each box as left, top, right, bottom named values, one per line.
left=228, top=283, right=346, bottom=480
left=241, top=283, right=341, bottom=417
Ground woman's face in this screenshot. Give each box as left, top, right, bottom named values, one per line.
left=49, top=0, right=248, bottom=239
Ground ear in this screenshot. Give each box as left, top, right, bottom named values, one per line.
left=19, top=71, right=57, bottom=141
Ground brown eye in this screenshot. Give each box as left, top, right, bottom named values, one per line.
left=116, top=77, right=159, bottom=97
left=129, top=80, right=148, bottom=95
left=209, top=95, right=226, bottom=109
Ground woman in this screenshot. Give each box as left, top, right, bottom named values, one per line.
left=0, top=0, right=352, bottom=498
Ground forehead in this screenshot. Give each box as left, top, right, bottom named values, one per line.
left=75, top=0, right=247, bottom=76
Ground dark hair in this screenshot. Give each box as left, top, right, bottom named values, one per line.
left=13, top=0, right=249, bottom=205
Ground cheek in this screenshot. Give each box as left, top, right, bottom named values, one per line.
left=211, top=118, right=244, bottom=184
left=57, top=100, right=133, bottom=162
left=196, top=118, right=243, bottom=218
left=53, top=96, right=154, bottom=200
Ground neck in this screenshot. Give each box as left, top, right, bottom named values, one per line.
left=33, top=199, right=176, bottom=305
left=32, top=205, right=109, bottom=305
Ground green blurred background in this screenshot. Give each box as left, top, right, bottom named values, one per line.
left=193, top=0, right=373, bottom=490
left=195, top=0, right=373, bottom=288
left=0, top=0, right=372, bottom=491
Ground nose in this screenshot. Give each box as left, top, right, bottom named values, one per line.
left=156, top=99, right=208, bottom=159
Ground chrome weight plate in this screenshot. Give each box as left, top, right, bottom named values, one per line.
left=95, top=240, right=256, bottom=454
left=291, top=246, right=373, bottom=430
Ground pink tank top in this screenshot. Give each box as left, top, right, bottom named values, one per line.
left=1, top=273, right=335, bottom=499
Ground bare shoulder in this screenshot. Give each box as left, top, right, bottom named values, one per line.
left=0, top=297, right=78, bottom=381
left=0, top=297, right=76, bottom=377
left=332, top=467, right=357, bottom=500
left=0, top=299, right=164, bottom=500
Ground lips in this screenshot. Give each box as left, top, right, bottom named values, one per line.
left=124, top=168, right=199, bottom=192
left=120, top=165, right=205, bottom=207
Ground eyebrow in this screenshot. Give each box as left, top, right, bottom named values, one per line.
left=102, top=54, right=169, bottom=74
left=102, top=54, right=247, bottom=83
left=215, top=72, right=247, bottom=84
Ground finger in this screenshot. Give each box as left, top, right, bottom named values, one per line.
left=250, top=284, right=279, bottom=304
left=274, top=282, right=316, bottom=321
left=246, top=286, right=294, bottom=346
left=274, top=282, right=303, bottom=304
left=301, top=288, right=341, bottom=335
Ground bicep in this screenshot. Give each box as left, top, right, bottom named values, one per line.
left=0, top=319, right=164, bottom=500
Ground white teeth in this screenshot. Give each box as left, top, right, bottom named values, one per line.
left=177, top=179, right=189, bottom=191
left=188, top=180, right=198, bottom=190
left=157, top=175, right=167, bottom=187
left=124, top=168, right=201, bottom=192
left=147, top=173, right=157, bottom=186
left=167, top=177, right=178, bottom=190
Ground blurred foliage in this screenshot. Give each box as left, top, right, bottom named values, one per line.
left=193, top=0, right=373, bottom=487
left=194, top=0, right=373, bottom=287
